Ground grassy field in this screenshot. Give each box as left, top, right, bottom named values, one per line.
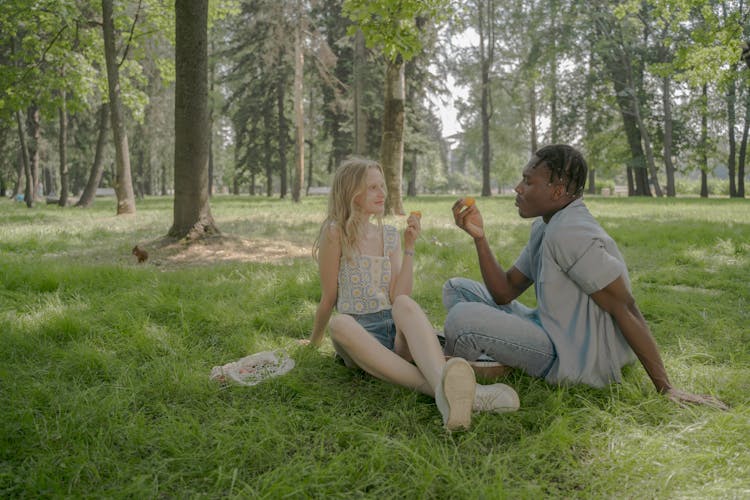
left=1, top=194, right=748, bottom=498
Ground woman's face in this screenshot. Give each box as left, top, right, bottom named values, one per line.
left=354, top=167, right=386, bottom=216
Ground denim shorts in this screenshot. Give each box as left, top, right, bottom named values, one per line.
left=351, top=309, right=396, bottom=351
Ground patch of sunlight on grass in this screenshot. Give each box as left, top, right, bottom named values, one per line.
left=15, top=292, right=88, bottom=330
left=683, top=238, right=748, bottom=271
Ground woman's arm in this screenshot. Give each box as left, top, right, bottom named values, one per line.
left=308, top=225, right=340, bottom=347
left=390, top=215, right=419, bottom=300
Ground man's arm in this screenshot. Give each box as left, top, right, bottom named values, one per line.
left=474, top=235, right=531, bottom=304
left=452, top=198, right=531, bottom=304
left=591, top=275, right=728, bottom=409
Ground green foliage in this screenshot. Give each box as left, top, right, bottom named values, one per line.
left=343, top=0, right=450, bottom=62
left=0, top=196, right=748, bottom=497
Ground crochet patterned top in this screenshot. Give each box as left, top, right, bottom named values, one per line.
left=336, top=224, right=398, bottom=315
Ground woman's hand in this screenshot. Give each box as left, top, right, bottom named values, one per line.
left=404, top=212, right=421, bottom=250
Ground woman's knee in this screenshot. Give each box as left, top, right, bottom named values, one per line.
left=329, top=315, right=358, bottom=346
left=392, top=294, right=419, bottom=318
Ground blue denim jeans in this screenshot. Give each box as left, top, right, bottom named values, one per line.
left=350, top=309, right=397, bottom=351
left=442, top=277, right=556, bottom=378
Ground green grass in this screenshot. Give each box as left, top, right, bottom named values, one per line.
left=1, top=194, right=749, bottom=498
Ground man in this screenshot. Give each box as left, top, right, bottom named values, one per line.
left=443, top=144, right=727, bottom=409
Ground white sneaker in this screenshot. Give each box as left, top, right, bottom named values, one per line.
left=473, top=383, right=520, bottom=413
left=435, top=357, right=476, bottom=431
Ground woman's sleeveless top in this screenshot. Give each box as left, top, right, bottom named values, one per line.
left=336, top=225, right=398, bottom=314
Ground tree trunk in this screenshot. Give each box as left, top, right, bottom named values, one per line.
left=208, top=40, right=215, bottom=197
left=700, top=84, right=709, bottom=198
left=306, top=85, right=315, bottom=194
left=737, top=85, right=748, bottom=198
left=662, top=76, right=675, bottom=197
left=102, top=0, right=136, bottom=214
left=478, top=0, right=493, bottom=197
left=277, top=56, right=288, bottom=199
left=15, top=110, right=33, bottom=207
left=169, top=0, right=219, bottom=240
left=626, top=62, right=662, bottom=197
left=548, top=0, right=558, bottom=144
left=609, top=67, right=650, bottom=196
left=595, top=15, right=650, bottom=196
left=726, top=74, right=738, bottom=197
left=380, top=57, right=405, bottom=215
left=585, top=50, right=596, bottom=194
left=529, top=82, right=538, bottom=154
left=353, top=29, right=367, bottom=156
left=264, top=106, right=273, bottom=197
left=58, top=87, right=69, bottom=206
left=12, top=147, right=24, bottom=198
left=27, top=106, right=42, bottom=202
left=292, top=1, right=305, bottom=203
left=76, top=104, right=110, bottom=207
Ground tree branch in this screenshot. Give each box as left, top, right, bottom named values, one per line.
left=118, top=0, right=143, bottom=68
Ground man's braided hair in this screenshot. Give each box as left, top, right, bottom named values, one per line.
left=531, top=144, right=587, bottom=197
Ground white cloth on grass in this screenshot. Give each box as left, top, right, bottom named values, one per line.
left=210, top=350, right=295, bottom=386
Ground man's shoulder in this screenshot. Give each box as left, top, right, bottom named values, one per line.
left=546, top=200, right=607, bottom=241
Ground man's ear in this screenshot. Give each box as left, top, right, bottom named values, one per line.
left=551, top=182, right=567, bottom=200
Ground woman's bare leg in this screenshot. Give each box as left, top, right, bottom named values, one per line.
left=329, top=314, right=433, bottom=395
left=391, top=295, right=447, bottom=392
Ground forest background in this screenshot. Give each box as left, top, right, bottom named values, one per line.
left=1, top=0, right=750, bottom=216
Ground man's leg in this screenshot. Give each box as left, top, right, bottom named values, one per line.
left=443, top=301, right=556, bottom=379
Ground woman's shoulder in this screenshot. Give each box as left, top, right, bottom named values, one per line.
left=323, top=220, right=342, bottom=237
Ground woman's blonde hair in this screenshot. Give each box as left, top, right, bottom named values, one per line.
left=313, top=157, right=385, bottom=261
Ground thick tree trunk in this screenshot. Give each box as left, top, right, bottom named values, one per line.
left=102, top=0, right=136, bottom=214
left=76, top=105, right=110, bottom=207
left=292, top=3, right=304, bottom=203
left=380, top=58, right=405, bottom=215
left=58, top=88, right=69, bottom=206
left=169, top=0, right=219, bottom=240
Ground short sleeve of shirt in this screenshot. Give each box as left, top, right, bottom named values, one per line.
left=565, top=239, right=626, bottom=295
left=514, top=244, right=531, bottom=279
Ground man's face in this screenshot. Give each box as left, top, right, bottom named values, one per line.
left=514, top=157, right=565, bottom=221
